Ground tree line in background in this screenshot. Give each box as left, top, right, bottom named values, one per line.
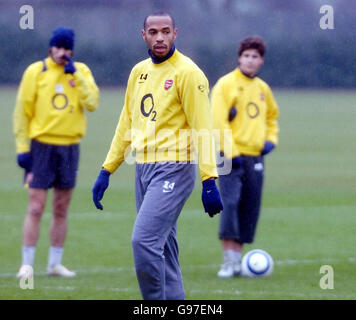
left=1, top=0, right=355, bottom=88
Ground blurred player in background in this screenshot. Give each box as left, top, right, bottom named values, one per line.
left=92, top=12, right=223, bottom=299
left=13, top=26, right=99, bottom=278
left=211, top=36, right=279, bottom=278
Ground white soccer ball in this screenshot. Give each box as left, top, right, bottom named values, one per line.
left=241, top=249, right=274, bottom=278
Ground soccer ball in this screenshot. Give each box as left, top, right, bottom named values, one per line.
left=241, top=249, right=274, bottom=278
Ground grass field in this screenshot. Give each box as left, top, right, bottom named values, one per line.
left=0, top=87, right=355, bottom=300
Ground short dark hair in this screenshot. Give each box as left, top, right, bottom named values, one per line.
left=238, top=36, right=266, bottom=57
left=143, top=12, right=175, bottom=30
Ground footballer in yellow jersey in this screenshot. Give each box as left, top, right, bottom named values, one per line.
left=13, top=52, right=99, bottom=153
left=211, top=36, right=279, bottom=278
left=92, top=13, right=223, bottom=300
left=101, top=48, right=218, bottom=181
left=13, top=27, right=99, bottom=279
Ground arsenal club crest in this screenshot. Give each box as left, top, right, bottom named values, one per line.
left=164, top=79, right=173, bottom=90
left=69, top=79, right=76, bottom=88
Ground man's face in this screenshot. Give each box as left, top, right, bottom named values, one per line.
left=142, top=15, right=177, bottom=58
left=238, top=49, right=264, bottom=77
left=50, top=46, right=73, bottom=65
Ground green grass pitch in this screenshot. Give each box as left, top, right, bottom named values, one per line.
left=0, top=87, right=355, bottom=300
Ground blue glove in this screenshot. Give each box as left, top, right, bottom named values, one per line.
left=232, top=156, right=243, bottom=168
left=17, top=152, right=32, bottom=171
left=261, top=141, right=275, bottom=156
left=92, top=169, right=111, bottom=210
left=201, top=179, right=223, bottom=218
left=63, top=56, right=76, bottom=74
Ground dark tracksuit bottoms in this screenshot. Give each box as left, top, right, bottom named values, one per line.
left=218, top=156, right=264, bottom=244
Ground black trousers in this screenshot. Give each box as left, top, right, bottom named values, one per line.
left=218, top=155, right=264, bottom=244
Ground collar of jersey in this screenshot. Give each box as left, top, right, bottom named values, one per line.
left=46, top=56, right=64, bottom=69
left=148, top=45, right=176, bottom=64
left=236, top=68, right=258, bottom=79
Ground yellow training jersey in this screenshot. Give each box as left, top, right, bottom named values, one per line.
left=211, top=68, right=279, bottom=158
left=102, top=49, right=218, bottom=181
left=13, top=56, right=99, bottom=153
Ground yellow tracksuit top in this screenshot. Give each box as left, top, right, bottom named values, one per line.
left=102, top=49, right=218, bottom=181
left=13, top=56, right=99, bottom=153
left=211, top=68, right=279, bottom=158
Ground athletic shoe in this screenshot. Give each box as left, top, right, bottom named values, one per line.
left=16, top=265, right=33, bottom=279
left=217, top=261, right=241, bottom=278
left=47, top=264, right=76, bottom=278
left=217, top=261, right=235, bottom=278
